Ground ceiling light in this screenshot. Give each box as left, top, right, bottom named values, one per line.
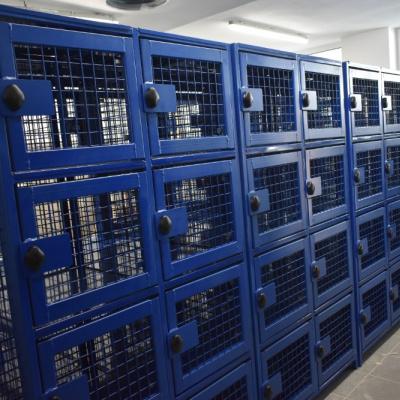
left=228, top=19, right=309, bottom=44
left=107, top=0, right=167, bottom=10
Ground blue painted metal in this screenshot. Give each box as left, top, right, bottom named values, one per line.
left=381, top=71, right=400, bottom=134
left=384, top=138, right=400, bottom=198
left=387, top=198, right=400, bottom=261
left=390, top=260, right=400, bottom=324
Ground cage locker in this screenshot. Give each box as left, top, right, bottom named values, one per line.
left=390, top=261, right=400, bottom=324
left=359, top=271, right=390, bottom=352
left=37, top=299, right=169, bottom=400
left=384, top=138, right=400, bottom=198
left=238, top=50, right=301, bottom=146
left=347, top=66, right=383, bottom=137
left=310, top=221, right=353, bottom=307
left=246, top=152, right=306, bottom=248
left=300, top=60, right=345, bottom=141
left=305, top=146, right=349, bottom=226
left=387, top=199, right=400, bottom=261
left=0, top=23, right=144, bottom=171
left=382, top=71, right=400, bottom=134
left=140, top=38, right=236, bottom=156
left=165, top=264, right=251, bottom=394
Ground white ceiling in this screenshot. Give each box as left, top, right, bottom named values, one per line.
left=3, top=0, right=400, bottom=52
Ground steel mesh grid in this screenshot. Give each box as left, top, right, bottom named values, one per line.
left=387, top=146, right=400, bottom=189
left=363, top=280, right=388, bottom=337
left=315, top=230, right=349, bottom=295
left=356, top=149, right=382, bottom=199
left=384, top=80, right=400, bottom=126
left=210, top=377, right=248, bottom=400
left=247, top=65, right=296, bottom=134
left=389, top=207, right=400, bottom=253
left=176, top=278, right=243, bottom=376
left=310, top=154, right=345, bottom=215
left=165, top=173, right=234, bottom=262
left=391, top=268, right=400, bottom=313
left=260, top=250, right=307, bottom=327
left=352, top=78, right=380, bottom=128
left=359, top=216, right=385, bottom=271
left=254, top=161, right=301, bottom=234
left=319, top=304, right=353, bottom=372
left=152, top=56, right=225, bottom=141
left=305, top=71, right=341, bottom=129
left=33, top=188, right=144, bottom=305
left=266, top=334, right=312, bottom=400
left=54, top=316, right=159, bottom=400
left=0, top=247, right=23, bottom=400
left=14, top=44, right=130, bottom=152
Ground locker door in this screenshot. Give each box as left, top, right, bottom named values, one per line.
left=239, top=52, right=301, bottom=146
left=300, top=61, right=345, bottom=140
left=382, top=72, right=400, bottom=134
left=390, top=262, right=400, bottom=324
left=0, top=23, right=144, bottom=171
left=387, top=199, right=400, bottom=261
left=140, top=39, right=235, bottom=155
left=384, top=138, right=400, bottom=198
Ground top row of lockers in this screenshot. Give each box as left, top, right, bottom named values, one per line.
left=1, top=20, right=400, bottom=172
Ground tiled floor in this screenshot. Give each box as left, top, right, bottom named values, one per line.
left=318, top=325, right=400, bottom=400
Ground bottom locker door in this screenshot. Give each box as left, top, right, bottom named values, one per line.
left=260, top=321, right=317, bottom=400
left=360, top=272, right=390, bottom=351
left=166, top=264, right=251, bottom=394
left=315, top=295, right=356, bottom=386
left=37, top=299, right=167, bottom=400
left=390, top=262, right=400, bottom=324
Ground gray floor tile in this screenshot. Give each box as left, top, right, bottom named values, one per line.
left=348, top=375, right=400, bottom=400
left=331, top=370, right=367, bottom=397
left=316, top=393, right=345, bottom=400
left=359, top=351, right=385, bottom=374
left=370, top=349, right=400, bottom=382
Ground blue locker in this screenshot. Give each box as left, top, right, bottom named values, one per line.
left=305, top=146, right=349, bottom=226
left=37, top=299, right=168, bottom=400
left=382, top=72, right=400, bottom=134
left=165, top=264, right=251, bottom=394
left=260, top=321, right=317, bottom=400
left=310, top=221, right=353, bottom=307
left=254, top=239, right=312, bottom=344
left=347, top=67, right=383, bottom=137
left=238, top=52, right=301, bottom=146
left=153, top=160, right=243, bottom=279
left=315, top=294, right=356, bottom=386
left=17, top=173, right=157, bottom=326
left=387, top=199, right=400, bottom=261
left=140, top=39, right=236, bottom=155
left=384, top=138, right=400, bottom=198
left=353, top=141, right=384, bottom=210
left=0, top=23, right=144, bottom=171
left=300, top=61, right=345, bottom=141
left=246, top=152, right=306, bottom=248
left=390, top=261, right=400, bottom=324
left=355, top=208, right=387, bottom=282
left=359, top=271, right=390, bottom=351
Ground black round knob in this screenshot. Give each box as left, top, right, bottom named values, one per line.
left=387, top=226, right=394, bottom=240
left=385, top=161, right=392, bottom=175
left=159, top=215, right=172, bottom=235
left=382, top=97, right=389, bottom=109
left=171, top=334, right=184, bottom=353
left=250, top=195, right=261, bottom=212
left=306, top=181, right=315, bottom=195
left=316, top=344, right=325, bottom=358
left=354, top=169, right=361, bottom=184
left=312, top=264, right=320, bottom=279
left=350, top=95, right=358, bottom=110
left=3, top=84, right=25, bottom=112
left=302, top=92, right=310, bottom=108
left=243, top=91, right=253, bottom=108
left=257, top=292, right=267, bottom=309
left=145, top=87, right=160, bottom=108
left=390, top=289, right=397, bottom=302
left=24, top=245, right=45, bottom=272
left=357, top=242, right=364, bottom=256
left=263, top=384, right=273, bottom=400
left=360, top=313, right=368, bottom=325
left=50, top=396, right=61, bottom=400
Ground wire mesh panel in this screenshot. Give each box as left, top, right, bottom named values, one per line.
left=261, top=321, right=316, bottom=400
left=254, top=239, right=312, bottom=344
left=360, top=272, right=390, bottom=351
left=388, top=200, right=400, bottom=260
left=311, top=221, right=352, bottom=307
left=306, top=146, right=348, bottom=225
left=17, top=173, right=156, bottom=325
left=315, top=295, right=355, bottom=385
left=247, top=152, right=305, bottom=248
left=239, top=52, right=300, bottom=146
left=141, top=39, right=235, bottom=155
left=390, top=263, right=400, bottom=323
left=166, top=265, right=250, bottom=393
left=0, top=23, right=143, bottom=170
left=382, top=73, right=400, bottom=133
left=353, top=142, right=384, bottom=209
left=385, top=139, right=400, bottom=197
left=154, top=160, right=243, bottom=279
left=38, top=299, right=166, bottom=400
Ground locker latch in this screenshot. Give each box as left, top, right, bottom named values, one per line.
left=357, top=239, right=369, bottom=256
left=390, top=285, right=399, bottom=302
left=360, top=307, right=371, bottom=325
left=316, top=336, right=331, bottom=359
left=301, top=90, right=317, bottom=111
left=350, top=94, right=362, bottom=112
left=305, top=177, right=322, bottom=198
left=143, top=83, right=177, bottom=112
left=382, top=95, right=392, bottom=111
left=353, top=167, right=365, bottom=185
left=248, top=189, right=270, bottom=215
left=256, top=283, right=277, bottom=310
left=241, top=88, right=263, bottom=111
left=156, top=207, right=188, bottom=238
left=311, top=258, right=327, bottom=280
left=387, top=224, right=397, bottom=240
left=385, top=160, right=394, bottom=176
left=168, top=320, right=199, bottom=355
left=262, top=372, right=282, bottom=400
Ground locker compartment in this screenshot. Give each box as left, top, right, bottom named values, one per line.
left=247, top=152, right=305, bottom=248
left=387, top=199, right=400, bottom=260
left=154, top=160, right=243, bottom=279
left=355, top=208, right=386, bottom=282
left=359, top=272, right=390, bottom=351
left=254, top=239, right=312, bottom=344
left=390, top=262, right=400, bottom=324
left=166, top=264, right=250, bottom=394
left=315, top=295, right=356, bottom=385
left=382, top=72, right=400, bottom=134
left=141, top=39, right=235, bottom=155
left=384, top=138, right=400, bottom=198
left=311, top=221, right=353, bottom=307
left=305, top=146, right=348, bottom=226
left=260, top=321, right=317, bottom=400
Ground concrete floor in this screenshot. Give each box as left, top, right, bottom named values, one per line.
left=318, top=326, right=400, bottom=400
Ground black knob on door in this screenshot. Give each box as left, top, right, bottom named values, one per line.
left=3, top=84, right=25, bottom=111
left=354, top=168, right=361, bottom=183
left=316, top=344, right=325, bottom=358
left=302, top=92, right=310, bottom=108
left=263, top=384, right=273, bottom=400
left=171, top=334, right=184, bottom=353
left=159, top=215, right=172, bottom=235
left=306, top=181, right=315, bottom=195
left=250, top=195, right=261, bottom=212
left=360, top=312, right=368, bottom=325
left=357, top=242, right=364, bottom=256
left=145, top=87, right=160, bottom=108
left=312, top=264, right=320, bottom=279
left=350, top=95, right=358, bottom=110
left=243, top=91, right=254, bottom=108
left=257, top=292, right=267, bottom=309
left=385, top=161, right=392, bottom=175
left=24, top=245, right=45, bottom=272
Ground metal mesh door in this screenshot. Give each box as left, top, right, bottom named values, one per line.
left=352, top=77, right=380, bottom=128
left=391, top=266, right=400, bottom=322
left=385, top=141, right=400, bottom=196
left=383, top=74, right=400, bottom=133
left=388, top=201, right=400, bottom=260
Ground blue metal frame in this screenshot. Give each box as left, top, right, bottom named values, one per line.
left=382, top=71, right=400, bottom=134
left=384, top=138, right=400, bottom=198
left=387, top=198, right=400, bottom=261
left=390, top=260, right=400, bottom=324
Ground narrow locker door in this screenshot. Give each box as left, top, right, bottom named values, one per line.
left=384, top=138, right=400, bottom=198
left=382, top=72, right=400, bottom=134
left=387, top=199, right=400, bottom=261
left=390, top=262, right=400, bottom=324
